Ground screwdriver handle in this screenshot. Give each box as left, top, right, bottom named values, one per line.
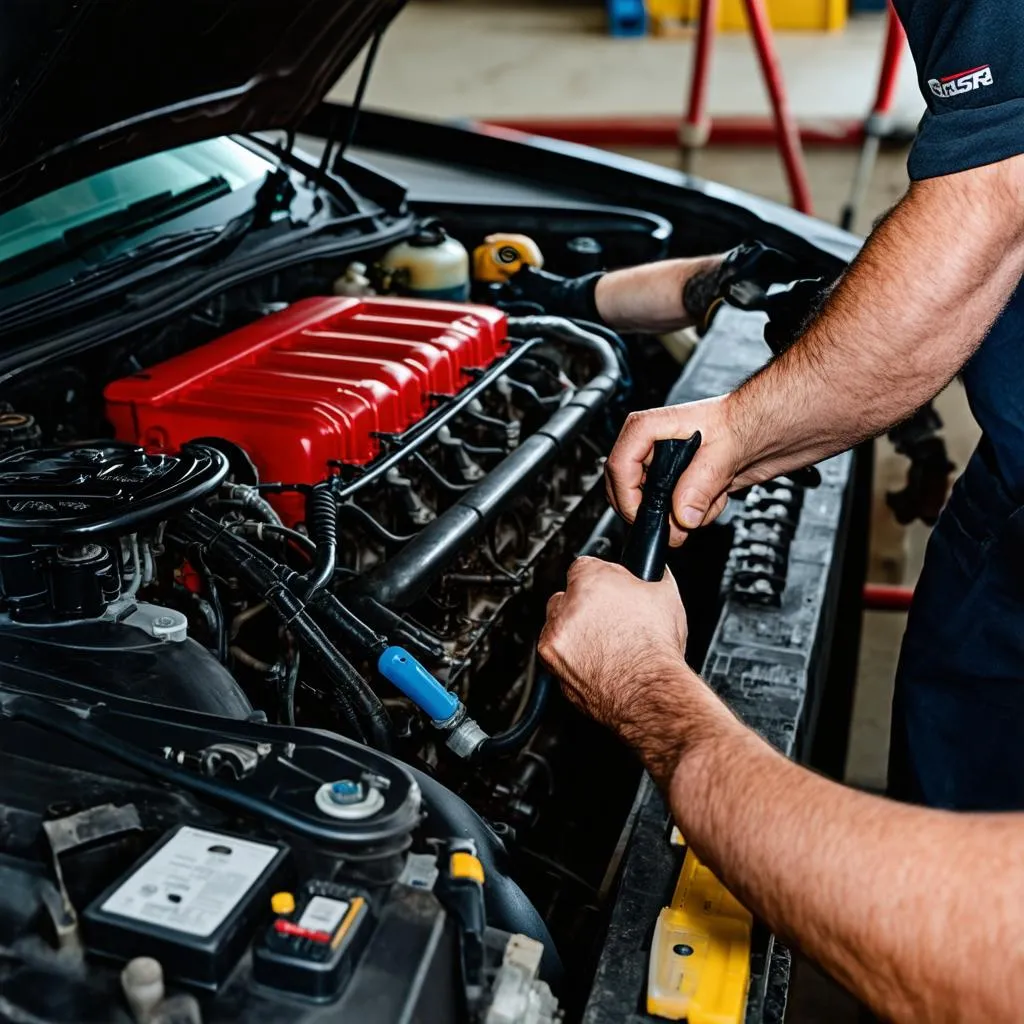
left=621, top=433, right=702, bottom=582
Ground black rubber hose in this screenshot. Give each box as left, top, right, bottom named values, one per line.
left=264, top=583, right=393, bottom=751
left=225, top=483, right=284, bottom=527
left=261, top=583, right=368, bottom=744
left=568, top=317, right=632, bottom=391
left=621, top=435, right=702, bottom=582
left=299, top=482, right=338, bottom=599
left=308, top=591, right=388, bottom=657
left=344, top=595, right=447, bottom=664
left=477, top=671, right=552, bottom=759
left=338, top=502, right=417, bottom=547
left=399, top=762, right=564, bottom=987
left=234, top=521, right=317, bottom=559
left=172, top=513, right=392, bottom=749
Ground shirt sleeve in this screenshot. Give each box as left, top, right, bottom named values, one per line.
left=898, top=0, right=1024, bottom=180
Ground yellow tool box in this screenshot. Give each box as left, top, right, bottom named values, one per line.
left=647, top=827, right=752, bottom=1023
left=648, top=0, right=847, bottom=34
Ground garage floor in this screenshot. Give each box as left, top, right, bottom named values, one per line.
left=339, top=4, right=980, bottom=1018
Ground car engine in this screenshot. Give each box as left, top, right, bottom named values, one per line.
left=0, top=213, right=711, bottom=1022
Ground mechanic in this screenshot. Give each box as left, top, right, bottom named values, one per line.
left=516, top=2, right=1024, bottom=814
left=538, top=559, right=1024, bottom=1024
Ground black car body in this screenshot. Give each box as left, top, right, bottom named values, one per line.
left=0, top=3, right=864, bottom=1022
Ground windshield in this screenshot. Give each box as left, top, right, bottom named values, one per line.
left=0, top=138, right=274, bottom=265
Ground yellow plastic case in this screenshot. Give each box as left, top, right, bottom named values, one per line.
left=647, top=844, right=752, bottom=1023
left=649, top=0, right=846, bottom=34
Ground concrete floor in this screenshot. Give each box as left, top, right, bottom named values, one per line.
left=348, top=4, right=981, bottom=1016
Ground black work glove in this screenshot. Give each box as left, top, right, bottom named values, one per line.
left=743, top=276, right=835, bottom=355
left=683, top=241, right=802, bottom=336
left=885, top=403, right=955, bottom=526
left=499, top=265, right=606, bottom=323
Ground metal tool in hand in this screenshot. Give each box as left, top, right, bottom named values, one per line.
left=621, top=433, right=703, bottom=582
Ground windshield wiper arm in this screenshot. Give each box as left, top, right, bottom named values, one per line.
left=63, top=175, right=232, bottom=251
left=0, top=227, right=235, bottom=333
left=0, top=176, right=233, bottom=289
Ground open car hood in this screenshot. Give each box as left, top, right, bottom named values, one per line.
left=0, top=0, right=405, bottom=213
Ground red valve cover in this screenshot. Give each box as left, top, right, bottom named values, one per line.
left=105, top=296, right=509, bottom=524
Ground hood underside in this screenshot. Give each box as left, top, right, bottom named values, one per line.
left=0, top=0, right=405, bottom=213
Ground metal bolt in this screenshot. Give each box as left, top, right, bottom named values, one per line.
left=329, top=779, right=365, bottom=805
left=153, top=615, right=175, bottom=628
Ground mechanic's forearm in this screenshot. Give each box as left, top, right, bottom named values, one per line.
left=641, top=666, right=1024, bottom=1023
left=727, top=157, right=1024, bottom=483
left=594, top=256, right=721, bottom=332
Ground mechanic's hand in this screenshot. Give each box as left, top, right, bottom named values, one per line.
left=539, top=557, right=688, bottom=735
left=684, top=241, right=801, bottom=335
left=501, top=265, right=605, bottom=323
left=606, top=395, right=745, bottom=546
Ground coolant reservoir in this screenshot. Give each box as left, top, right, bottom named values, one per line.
left=380, top=220, right=470, bottom=301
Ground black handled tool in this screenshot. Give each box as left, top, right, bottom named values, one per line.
left=621, top=433, right=702, bottom=582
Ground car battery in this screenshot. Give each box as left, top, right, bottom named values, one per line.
left=252, top=880, right=372, bottom=1002
left=84, top=825, right=289, bottom=989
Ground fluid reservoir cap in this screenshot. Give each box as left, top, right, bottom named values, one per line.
left=315, top=780, right=385, bottom=820
left=329, top=779, right=365, bottom=805
left=0, top=409, right=42, bottom=453
left=409, top=217, right=449, bottom=247
left=271, top=891, right=296, bottom=915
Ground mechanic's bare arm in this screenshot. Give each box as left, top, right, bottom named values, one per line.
left=540, top=558, right=1024, bottom=1024
left=593, top=256, right=722, bottom=333
left=667, top=694, right=1024, bottom=1023
left=606, top=154, right=1024, bottom=542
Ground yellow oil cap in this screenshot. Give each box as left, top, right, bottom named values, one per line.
left=472, top=233, right=544, bottom=284
left=271, top=891, right=296, bottom=915
left=450, top=851, right=485, bottom=884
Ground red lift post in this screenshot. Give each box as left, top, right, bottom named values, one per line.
left=841, top=4, right=906, bottom=229
left=679, top=0, right=813, bottom=213
left=484, top=1, right=908, bottom=217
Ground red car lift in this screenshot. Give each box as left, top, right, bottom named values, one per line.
left=482, top=1, right=907, bottom=218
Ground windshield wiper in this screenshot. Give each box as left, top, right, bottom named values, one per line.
left=0, top=170, right=299, bottom=330
left=0, top=176, right=232, bottom=288
left=66, top=175, right=232, bottom=250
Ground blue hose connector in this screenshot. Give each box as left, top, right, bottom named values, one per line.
left=378, top=646, right=460, bottom=725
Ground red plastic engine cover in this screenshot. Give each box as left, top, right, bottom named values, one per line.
left=104, top=296, right=509, bottom=523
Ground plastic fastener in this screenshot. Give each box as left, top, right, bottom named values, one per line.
left=271, top=892, right=296, bottom=915
left=450, top=851, right=485, bottom=884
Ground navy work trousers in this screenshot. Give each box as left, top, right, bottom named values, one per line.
left=888, top=439, right=1024, bottom=810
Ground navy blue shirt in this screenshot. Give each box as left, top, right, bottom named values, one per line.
left=894, top=1, right=1024, bottom=498
left=895, top=1, right=1024, bottom=180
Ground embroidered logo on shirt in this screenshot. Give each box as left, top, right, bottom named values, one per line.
left=928, top=65, right=994, bottom=98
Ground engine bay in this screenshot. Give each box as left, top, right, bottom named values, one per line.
left=0, top=204, right=804, bottom=1023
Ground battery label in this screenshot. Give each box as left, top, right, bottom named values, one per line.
left=100, top=826, right=279, bottom=938
left=297, top=896, right=350, bottom=935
